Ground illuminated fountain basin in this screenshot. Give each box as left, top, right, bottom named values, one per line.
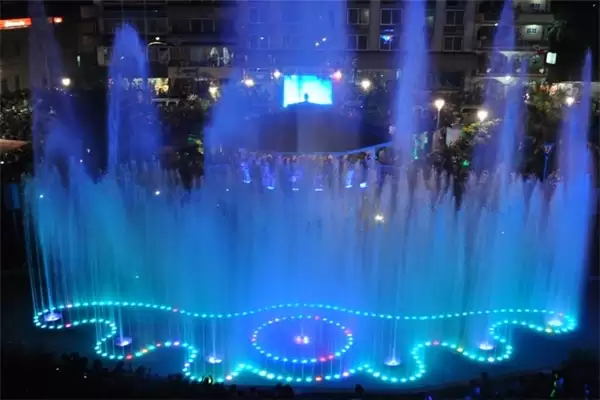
left=33, top=301, right=576, bottom=386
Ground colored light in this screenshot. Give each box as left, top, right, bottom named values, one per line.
left=478, top=342, right=494, bottom=351
left=32, top=301, right=577, bottom=386
left=548, top=318, right=563, bottom=327
left=206, top=355, right=223, bottom=364
left=283, top=75, right=333, bottom=107
left=294, top=335, right=310, bottom=345
left=374, top=213, right=385, bottom=223
left=43, top=311, right=62, bottom=322
left=385, top=357, right=401, bottom=366
left=115, top=336, right=132, bottom=347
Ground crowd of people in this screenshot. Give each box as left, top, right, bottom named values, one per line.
left=2, top=343, right=597, bottom=399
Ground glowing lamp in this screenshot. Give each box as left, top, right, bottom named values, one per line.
left=384, top=357, right=401, bottom=366
left=206, top=355, right=223, bottom=364
left=478, top=342, right=494, bottom=351
left=548, top=318, right=563, bottom=327
left=43, top=311, right=62, bottom=322
left=272, top=70, right=282, bottom=79
left=60, top=77, right=71, bottom=87
left=332, top=70, right=342, bottom=81
left=115, top=336, right=132, bottom=347
left=477, top=109, right=488, bottom=122
left=294, top=335, right=310, bottom=345
left=434, top=98, right=445, bottom=111
left=374, top=213, right=385, bottom=223
left=360, top=79, right=372, bottom=91
left=243, top=78, right=255, bottom=87
left=565, top=96, right=575, bottom=106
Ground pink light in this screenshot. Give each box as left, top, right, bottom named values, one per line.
left=332, top=70, right=342, bottom=81
left=65, top=323, right=72, bottom=328
left=433, top=340, right=440, bottom=346
left=173, top=341, right=180, bottom=346
left=294, top=335, right=310, bottom=345
left=342, top=372, right=349, bottom=377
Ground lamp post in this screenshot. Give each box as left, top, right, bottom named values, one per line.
left=434, top=98, right=445, bottom=129
left=477, top=109, right=488, bottom=123
left=543, top=142, right=555, bottom=181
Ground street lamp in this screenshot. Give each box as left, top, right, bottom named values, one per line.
left=60, top=77, right=71, bottom=87
left=434, top=98, right=445, bottom=129
left=360, top=79, right=372, bottom=91
left=272, top=70, right=282, bottom=79
left=477, top=109, right=489, bottom=123
left=243, top=78, right=255, bottom=87
left=565, top=96, right=575, bottom=106
left=332, top=70, right=343, bottom=81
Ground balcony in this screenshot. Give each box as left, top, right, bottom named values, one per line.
left=515, top=11, right=554, bottom=25
left=477, top=37, right=549, bottom=51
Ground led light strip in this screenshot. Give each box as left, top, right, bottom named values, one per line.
left=33, top=300, right=577, bottom=385
left=251, top=315, right=353, bottom=364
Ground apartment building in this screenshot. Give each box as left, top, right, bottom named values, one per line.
left=81, top=0, right=554, bottom=93
left=85, top=0, right=238, bottom=88
left=472, top=0, right=554, bottom=93
left=0, top=1, right=78, bottom=92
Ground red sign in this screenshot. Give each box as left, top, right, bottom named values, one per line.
left=0, top=17, right=63, bottom=31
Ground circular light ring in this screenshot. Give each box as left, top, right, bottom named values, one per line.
left=251, top=315, right=353, bottom=364
left=33, top=301, right=577, bottom=385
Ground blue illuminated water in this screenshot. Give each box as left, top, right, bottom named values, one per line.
left=23, top=1, right=594, bottom=388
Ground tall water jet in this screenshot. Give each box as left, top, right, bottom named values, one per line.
left=107, top=24, right=160, bottom=173
left=28, top=0, right=83, bottom=166
left=549, top=51, right=594, bottom=317
left=393, top=0, right=428, bottom=162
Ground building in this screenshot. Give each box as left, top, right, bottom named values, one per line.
left=0, top=1, right=80, bottom=93
left=81, top=0, right=554, bottom=95
left=472, top=0, right=554, bottom=93
left=86, top=0, right=238, bottom=93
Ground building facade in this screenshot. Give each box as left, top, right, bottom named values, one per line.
left=81, top=0, right=553, bottom=93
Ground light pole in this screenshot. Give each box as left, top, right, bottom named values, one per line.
left=434, top=98, right=445, bottom=129
left=543, top=142, right=555, bottom=181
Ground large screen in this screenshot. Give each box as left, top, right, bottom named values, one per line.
left=283, top=75, right=333, bottom=107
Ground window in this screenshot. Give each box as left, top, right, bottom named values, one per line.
left=526, top=27, right=538, bottom=34
left=380, top=9, right=401, bottom=25
left=443, top=36, right=463, bottom=51
left=445, top=11, right=464, bottom=25
left=347, top=8, right=369, bottom=25
left=249, top=7, right=266, bottom=24
left=531, top=2, right=542, bottom=11
left=171, top=19, right=191, bottom=33
left=379, top=34, right=399, bottom=51
left=249, top=35, right=269, bottom=50
left=282, top=34, right=300, bottom=49
left=347, top=34, right=368, bottom=50
left=170, top=47, right=191, bottom=61
left=191, top=19, right=215, bottom=33
left=148, top=18, right=168, bottom=34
